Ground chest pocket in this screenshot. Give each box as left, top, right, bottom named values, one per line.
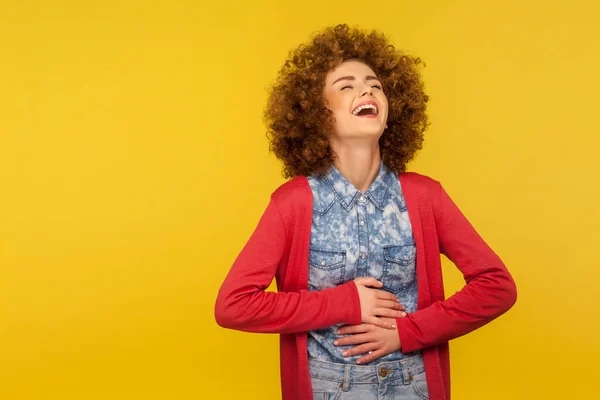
left=308, top=248, right=346, bottom=291
left=381, top=243, right=417, bottom=293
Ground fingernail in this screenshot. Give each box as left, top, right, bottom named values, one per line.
left=391, top=324, right=396, bottom=328
left=342, top=351, right=348, bottom=356
left=334, top=340, right=339, bottom=345
left=356, top=360, right=362, bottom=364
left=401, top=312, right=406, bottom=317
left=378, top=281, right=383, bottom=285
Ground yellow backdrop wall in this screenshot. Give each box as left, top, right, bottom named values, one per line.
left=2, top=1, right=599, bottom=399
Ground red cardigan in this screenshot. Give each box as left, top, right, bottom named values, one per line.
left=215, top=172, right=517, bottom=400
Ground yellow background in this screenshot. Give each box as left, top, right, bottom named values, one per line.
left=2, top=1, right=599, bottom=399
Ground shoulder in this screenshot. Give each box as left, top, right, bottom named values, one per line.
left=398, top=172, right=451, bottom=213
left=271, top=176, right=311, bottom=200
left=399, top=171, right=442, bottom=194
left=270, top=176, right=312, bottom=212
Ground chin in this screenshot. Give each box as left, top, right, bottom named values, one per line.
left=332, top=125, right=385, bottom=142
left=348, top=129, right=384, bottom=140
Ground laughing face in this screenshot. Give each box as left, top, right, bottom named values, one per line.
left=323, top=60, right=389, bottom=141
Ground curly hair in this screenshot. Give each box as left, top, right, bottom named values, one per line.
left=264, top=24, right=429, bottom=178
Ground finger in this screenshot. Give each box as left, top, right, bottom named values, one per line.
left=374, top=308, right=406, bottom=319
left=336, top=324, right=371, bottom=335
left=334, top=332, right=372, bottom=346
left=377, top=300, right=405, bottom=311
left=354, top=277, right=383, bottom=288
left=364, top=315, right=396, bottom=330
left=342, top=342, right=379, bottom=358
left=375, top=290, right=400, bottom=302
left=356, top=349, right=385, bottom=365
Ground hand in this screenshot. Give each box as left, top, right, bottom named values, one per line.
left=334, top=317, right=401, bottom=364
left=354, top=277, right=406, bottom=330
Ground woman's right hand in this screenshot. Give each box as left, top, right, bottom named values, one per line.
left=354, top=277, right=406, bottom=330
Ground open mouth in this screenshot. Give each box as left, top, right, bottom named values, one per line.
left=352, top=103, right=378, bottom=117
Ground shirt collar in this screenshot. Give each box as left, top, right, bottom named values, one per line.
left=322, top=162, right=393, bottom=211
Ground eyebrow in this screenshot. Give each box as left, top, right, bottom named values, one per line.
left=331, top=75, right=380, bottom=85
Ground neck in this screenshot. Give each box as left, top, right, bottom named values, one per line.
left=330, top=138, right=381, bottom=193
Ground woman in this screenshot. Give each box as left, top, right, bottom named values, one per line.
left=215, top=24, right=516, bottom=400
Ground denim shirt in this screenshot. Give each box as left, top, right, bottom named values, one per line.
left=307, top=162, right=420, bottom=364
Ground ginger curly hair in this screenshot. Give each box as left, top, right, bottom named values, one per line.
left=264, top=24, right=429, bottom=178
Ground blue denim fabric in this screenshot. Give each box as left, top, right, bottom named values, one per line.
left=309, top=354, right=429, bottom=400
left=307, top=163, right=420, bottom=364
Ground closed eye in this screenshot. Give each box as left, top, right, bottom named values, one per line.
left=372, top=85, right=382, bottom=89
left=341, top=85, right=353, bottom=90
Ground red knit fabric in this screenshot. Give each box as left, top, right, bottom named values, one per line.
left=215, top=172, right=517, bottom=400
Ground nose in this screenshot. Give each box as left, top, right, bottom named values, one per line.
left=358, top=83, right=373, bottom=97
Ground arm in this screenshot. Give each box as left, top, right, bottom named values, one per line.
left=214, top=197, right=404, bottom=334
left=396, top=183, right=517, bottom=353
left=336, top=182, right=517, bottom=362
left=214, top=198, right=361, bottom=334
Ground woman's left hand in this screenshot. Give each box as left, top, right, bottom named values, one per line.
left=334, top=317, right=402, bottom=364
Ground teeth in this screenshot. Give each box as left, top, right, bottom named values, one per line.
left=352, top=104, right=378, bottom=115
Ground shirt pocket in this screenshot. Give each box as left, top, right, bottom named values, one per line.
left=381, top=243, right=417, bottom=293
left=308, top=248, right=346, bottom=291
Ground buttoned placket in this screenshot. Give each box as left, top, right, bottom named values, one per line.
left=356, top=193, right=369, bottom=277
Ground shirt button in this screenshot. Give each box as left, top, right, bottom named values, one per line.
left=359, top=220, right=365, bottom=226
left=359, top=195, right=365, bottom=202
left=320, top=261, right=326, bottom=266
left=360, top=254, right=366, bottom=259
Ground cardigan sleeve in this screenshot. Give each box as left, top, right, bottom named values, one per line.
left=397, top=182, right=517, bottom=353
left=214, top=197, right=362, bottom=334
